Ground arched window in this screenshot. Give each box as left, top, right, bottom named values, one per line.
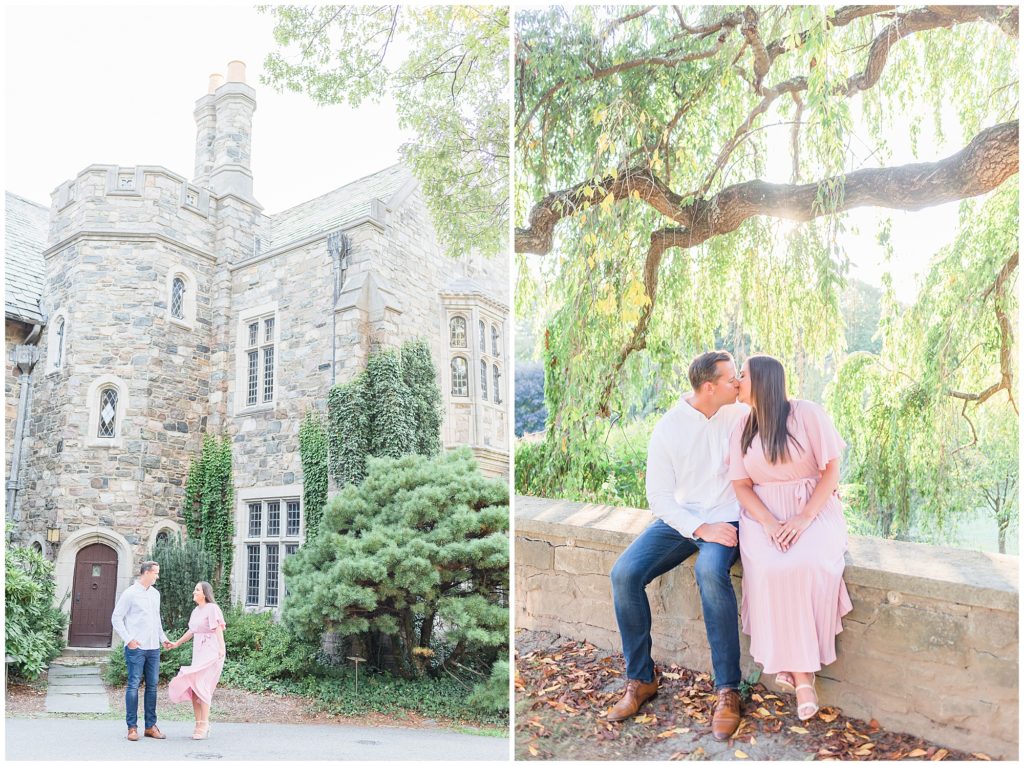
left=491, top=325, right=500, bottom=356
left=171, top=277, right=186, bottom=320
left=155, top=530, right=170, bottom=547
left=480, top=360, right=488, bottom=401
left=31, top=541, right=43, bottom=554
left=97, top=387, right=118, bottom=438
left=450, top=316, right=467, bottom=348
left=493, top=364, right=502, bottom=404
left=479, top=319, right=486, bottom=351
left=54, top=317, right=66, bottom=367
left=451, top=357, right=469, bottom=396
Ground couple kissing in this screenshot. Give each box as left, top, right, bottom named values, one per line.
left=608, top=350, right=852, bottom=740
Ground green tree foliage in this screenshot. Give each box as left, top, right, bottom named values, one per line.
left=367, top=349, right=416, bottom=459
left=5, top=535, right=66, bottom=679
left=299, top=410, right=330, bottom=539
left=182, top=435, right=234, bottom=603
left=515, top=5, right=1018, bottom=536
left=829, top=185, right=1018, bottom=545
left=401, top=340, right=443, bottom=456
left=327, top=372, right=371, bottom=487
left=260, top=5, right=508, bottom=259
left=150, top=535, right=215, bottom=634
left=282, top=449, right=509, bottom=681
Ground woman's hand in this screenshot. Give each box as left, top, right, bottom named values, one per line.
left=760, top=517, right=786, bottom=551
left=774, top=512, right=813, bottom=548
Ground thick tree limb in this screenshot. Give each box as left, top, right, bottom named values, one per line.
left=517, top=120, right=1018, bottom=255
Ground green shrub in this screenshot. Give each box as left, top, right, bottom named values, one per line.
left=282, top=449, right=509, bottom=678
left=5, top=538, right=67, bottom=679
left=150, top=536, right=215, bottom=635
left=466, top=658, right=510, bottom=717
left=221, top=604, right=275, bottom=656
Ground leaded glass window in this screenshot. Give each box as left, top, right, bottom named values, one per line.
left=243, top=312, right=276, bottom=407
left=246, top=545, right=260, bottom=606
left=493, top=365, right=502, bottom=404
left=479, top=319, right=485, bottom=351
left=97, top=388, right=118, bottom=438
left=480, top=360, right=488, bottom=401
left=156, top=530, right=169, bottom=546
left=450, top=316, right=467, bottom=347
left=171, top=277, right=185, bottom=320
left=286, top=501, right=301, bottom=536
left=492, top=325, right=500, bottom=356
left=248, top=502, right=262, bottom=536
left=267, top=501, right=280, bottom=537
left=451, top=357, right=469, bottom=396
left=242, top=496, right=302, bottom=609
left=265, top=544, right=280, bottom=607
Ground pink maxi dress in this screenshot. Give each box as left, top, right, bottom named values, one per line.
left=727, top=399, right=853, bottom=674
left=168, top=603, right=226, bottom=705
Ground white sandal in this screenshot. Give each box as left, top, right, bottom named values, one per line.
left=796, top=678, right=819, bottom=721
left=775, top=672, right=796, bottom=693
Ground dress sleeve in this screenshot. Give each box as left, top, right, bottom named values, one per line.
left=726, top=418, right=750, bottom=481
left=801, top=401, right=847, bottom=470
left=207, top=605, right=227, bottom=631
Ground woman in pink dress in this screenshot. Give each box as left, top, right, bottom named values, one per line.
left=727, top=355, right=852, bottom=721
left=167, top=581, right=226, bottom=739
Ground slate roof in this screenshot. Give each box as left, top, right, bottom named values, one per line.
left=268, top=163, right=411, bottom=249
left=5, top=192, right=48, bottom=324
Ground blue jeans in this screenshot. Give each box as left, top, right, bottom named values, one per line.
left=610, top=519, right=741, bottom=690
left=124, top=647, right=160, bottom=730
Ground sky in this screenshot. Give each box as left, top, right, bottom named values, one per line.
left=4, top=5, right=413, bottom=215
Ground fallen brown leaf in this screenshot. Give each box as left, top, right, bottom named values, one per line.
left=735, top=749, right=749, bottom=759
left=907, top=748, right=929, bottom=758
left=971, top=754, right=991, bottom=761
left=789, top=726, right=809, bottom=735
left=931, top=749, right=949, bottom=761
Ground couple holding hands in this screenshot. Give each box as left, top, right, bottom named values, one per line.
left=609, top=350, right=852, bottom=739
left=110, top=563, right=227, bottom=741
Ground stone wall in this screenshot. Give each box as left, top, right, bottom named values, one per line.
left=515, top=495, right=1019, bottom=759
left=5, top=319, right=32, bottom=487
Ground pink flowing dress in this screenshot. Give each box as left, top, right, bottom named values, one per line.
left=168, top=603, right=226, bottom=705
left=727, top=399, right=853, bottom=674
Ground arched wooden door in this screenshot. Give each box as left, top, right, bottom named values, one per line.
left=68, top=543, right=118, bottom=647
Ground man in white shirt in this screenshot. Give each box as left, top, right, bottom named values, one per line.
left=607, top=350, right=749, bottom=741
left=111, top=560, right=171, bottom=741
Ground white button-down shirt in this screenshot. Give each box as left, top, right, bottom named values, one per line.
left=645, top=396, right=750, bottom=538
left=110, top=582, right=168, bottom=649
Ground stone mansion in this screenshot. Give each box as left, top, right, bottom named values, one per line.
left=4, top=61, right=509, bottom=648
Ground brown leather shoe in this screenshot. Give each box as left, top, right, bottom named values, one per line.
left=126, top=727, right=139, bottom=741
left=711, top=688, right=742, bottom=741
left=607, top=668, right=660, bottom=722
left=144, top=725, right=166, bottom=740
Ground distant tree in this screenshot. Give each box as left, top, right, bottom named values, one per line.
left=282, top=449, right=508, bottom=679
left=830, top=185, right=1017, bottom=541
left=514, top=362, right=547, bottom=436
left=261, top=5, right=508, bottom=259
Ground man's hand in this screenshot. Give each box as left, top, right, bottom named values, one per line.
left=694, top=522, right=738, bottom=547
left=162, top=640, right=174, bottom=650
left=126, top=640, right=140, bottom=650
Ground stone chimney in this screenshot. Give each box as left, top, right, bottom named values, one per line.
left=192, top=61, right=257, bottom=199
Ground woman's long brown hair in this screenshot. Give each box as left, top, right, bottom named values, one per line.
left=740, top=355, right=800, bottom=464
left=197, top=581, right=216, bottom=605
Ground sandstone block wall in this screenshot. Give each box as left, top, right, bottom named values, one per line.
left=515, top=495, right=1019, bottom=759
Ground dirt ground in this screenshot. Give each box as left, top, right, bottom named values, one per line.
left=515, top=630, right=991, bottom=762
left=6, top=674, right=466, bottom=731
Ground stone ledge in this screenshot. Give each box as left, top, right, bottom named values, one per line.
left=515, top=495, right=1018, bottom=612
